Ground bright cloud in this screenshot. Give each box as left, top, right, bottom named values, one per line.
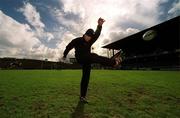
left=18, top=2, right=45, bottom=29
left=0, top=10, right=40, bottom=48
left=0, top=10, right=39, bottom=56
left=0, top=10, right=58, bottom=61
left=19, top=2, right=54, bottom=42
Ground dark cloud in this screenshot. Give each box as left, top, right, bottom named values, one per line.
left=117, top=20, right=147, bottom=31
left=102, top=39, right=111, bottom=45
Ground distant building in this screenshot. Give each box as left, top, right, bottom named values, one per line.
left=70, top=58, right=77, bottom=64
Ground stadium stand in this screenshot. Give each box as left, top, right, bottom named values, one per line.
left=103, top=16, right=180, bottom=70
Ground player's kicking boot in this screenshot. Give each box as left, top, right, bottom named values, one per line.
left=111, top=50, right=125, bottom=67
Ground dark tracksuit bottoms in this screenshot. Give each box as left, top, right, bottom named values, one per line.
left=78, top=53, right=115, bottom=97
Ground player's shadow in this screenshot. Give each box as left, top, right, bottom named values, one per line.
left=71, top=101, right=85, bottom=118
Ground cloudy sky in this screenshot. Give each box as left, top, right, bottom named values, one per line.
left=0, top=0, right=179, bottom=61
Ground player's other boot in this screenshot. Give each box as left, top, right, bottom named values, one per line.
left=80, top=97, right=88, bottom=104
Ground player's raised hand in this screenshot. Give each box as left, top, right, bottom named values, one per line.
left=98, top=17, right=105, bottom=26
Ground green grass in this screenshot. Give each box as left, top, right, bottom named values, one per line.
left=0, top=70, right=179, bottom=118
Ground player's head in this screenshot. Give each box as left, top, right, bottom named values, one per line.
left=84, top=29, right=95, bottom=42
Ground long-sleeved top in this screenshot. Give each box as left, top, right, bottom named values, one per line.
left=63, top=25, right=102, bottom=60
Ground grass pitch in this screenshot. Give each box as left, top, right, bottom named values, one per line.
left=0, top=70, right=179, bottom=118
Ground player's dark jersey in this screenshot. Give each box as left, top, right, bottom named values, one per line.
left=63, top=25, right=102, bottom=61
